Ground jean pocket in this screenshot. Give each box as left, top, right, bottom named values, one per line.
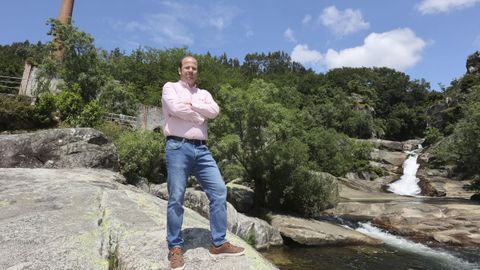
left=166, top=139, right=184, bottom=150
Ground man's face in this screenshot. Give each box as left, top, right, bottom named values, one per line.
left=179, top=57, right=198, bottom=87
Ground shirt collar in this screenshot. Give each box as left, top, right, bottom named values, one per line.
left=179, top=80, right=197, bottom=90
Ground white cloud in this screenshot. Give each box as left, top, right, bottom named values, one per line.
left=320, top=6, right=370, bottom=36
left=325, top=28, right=426, bottom=71
left=111, top=1, right=240, bottom=47
left=119, top=14, right=194, bottom=46
left=284, top=28, right=297, bottom=43
left=291, top=44, right=323, bottom=66
left=417, top=0, right=480, bottom=14
left=209, top=18, right=225, bottom=30
left=302, top=14, right=312, bottom=24
left=291, top=28, right=427, bottom=72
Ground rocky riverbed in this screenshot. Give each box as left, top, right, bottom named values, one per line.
left=1, top=128, right=479, bottom=270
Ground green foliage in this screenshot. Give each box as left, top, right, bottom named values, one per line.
left=211, top=80, right=307, bottom=209
left=53, top=84, right=105, bottom=128
left=266, top=137, right=311, bottom=210
left=340, top=110, right=376, bottom=139
left=320, top=67, right=432, bottom=140
left=75, top=100, right=105, bottom=128
left=283, top=168, right=339, bottom=217
left=432, top=85, right=480, bottom=176
left=98, top=121, right=127, bottom=141
left=103, top=47, right=188, bottom=106
left=423, top=127, right=443, bottom=146
left=5, top=20, right=467, bottom=214
left=448, top=88, right=480, bottom=175
left=240, top=231, right=256, bottom=246
left=196, top=52, right=245, bottom=95
left=114, top=130, right=165, bottom=183
left=210, top=79, right=368, bottom=215
left=0, top=95, right=56, bottom=131
left=0, top=95, right=36, bottom=130
left=97, top=79, right=140, bottom=115
left=37, top=19, right=107, bottom=101
left=304, top=128, right=372, bottom=176
left=55, top=85, right=84, bottom=125
left=459, top=74, right=480, bottom=93
left=33, top=92, right=58, bottom=127
left=241, top=51, right=308, bottom=88
left=0, top=41, right=47, bottom=78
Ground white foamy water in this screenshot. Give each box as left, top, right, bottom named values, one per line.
left=356, top=222, right=480, bottom=270
left=388, top=147, right=422, bottom=196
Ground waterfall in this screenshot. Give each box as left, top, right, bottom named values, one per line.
left=356, top=222, right=479, bottom=270
left=387, top=145, right=422, bottom=196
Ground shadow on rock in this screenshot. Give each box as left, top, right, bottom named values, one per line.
left=182, top=227, right=213, bottom=251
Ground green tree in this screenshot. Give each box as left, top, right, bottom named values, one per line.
left=75, top=100, right=105, bottom=128
left=115, top=130, right=166, bottom=184
left=37, top=19, right=107, bottom=101
left=304, top=127, right=371, bottom=176
left=97, top=79, right=140, bottom=115
left=0, top=41, right=46, bottom=77
left=448, top=85, right=480, bottom=175
left=211, top=79, right=303, bottom=208
left=55, top=84, right=84, bottom=125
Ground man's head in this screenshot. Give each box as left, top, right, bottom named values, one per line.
left=178, top=56, right=198, bottom=87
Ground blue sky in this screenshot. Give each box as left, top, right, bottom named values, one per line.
left=1, top=0, right=480, bottom=90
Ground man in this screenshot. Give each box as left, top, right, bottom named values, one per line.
left=162, top=56, right=245, bottom=270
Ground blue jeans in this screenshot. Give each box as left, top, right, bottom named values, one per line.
left=165, top=138, right=227, bottom=248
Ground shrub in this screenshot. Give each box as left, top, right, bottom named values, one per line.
left=305, top=128, right=373, bottom=176
left=433, top=85, right=480, bottom=175
left=0, top=95, right=56, bottom=131
left=283, top=167, right=339, bottom=217
left=97, top=79, right=140, bottom=115
left=423, top=126, right=443, bottom=146
left=98, top=121, right=128, bottom=141
left=341, top=111, right=375, bottom=139
left=115, top=130, right=166, bottom=184
left=0, top=95, right=36, bottom=131
left=55, top=85, right=84, bottom=125
left=75, top=100, right=105, bottom=128
left=33, top=92, right=57, bottom=127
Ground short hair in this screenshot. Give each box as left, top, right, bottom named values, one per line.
left=178, top=55, right=196, bottom=69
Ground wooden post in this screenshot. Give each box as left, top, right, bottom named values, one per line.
left=19, top=62, right=32, bottom=96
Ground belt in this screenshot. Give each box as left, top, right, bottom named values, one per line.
left=166, top=136, right=206, bottom=146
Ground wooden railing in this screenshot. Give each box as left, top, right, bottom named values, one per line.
left=104, top=113, right=137, bottom=128
left=0, top=75, right=22, bottom=95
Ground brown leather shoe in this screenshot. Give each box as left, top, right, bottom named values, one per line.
left=168, top=247, right=185, bottom=270
left=209, top=242, right=245, bottom=258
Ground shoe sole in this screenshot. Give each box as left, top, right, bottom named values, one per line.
left=209, top=250, right=245, bottom=259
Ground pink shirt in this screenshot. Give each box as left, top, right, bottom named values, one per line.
left=161, top=80, right=220, bottom=140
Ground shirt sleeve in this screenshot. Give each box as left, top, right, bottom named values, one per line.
left=191, top=91, right=220, bottom=119
left=162, top=82, right=205, bottom=124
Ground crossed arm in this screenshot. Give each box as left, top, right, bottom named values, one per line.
left=162, top=82, right=220, bottom=124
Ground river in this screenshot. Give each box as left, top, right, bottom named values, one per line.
left=261, top=236, right=480, bottom=270
left=261, top=145, right=480, bottom=269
